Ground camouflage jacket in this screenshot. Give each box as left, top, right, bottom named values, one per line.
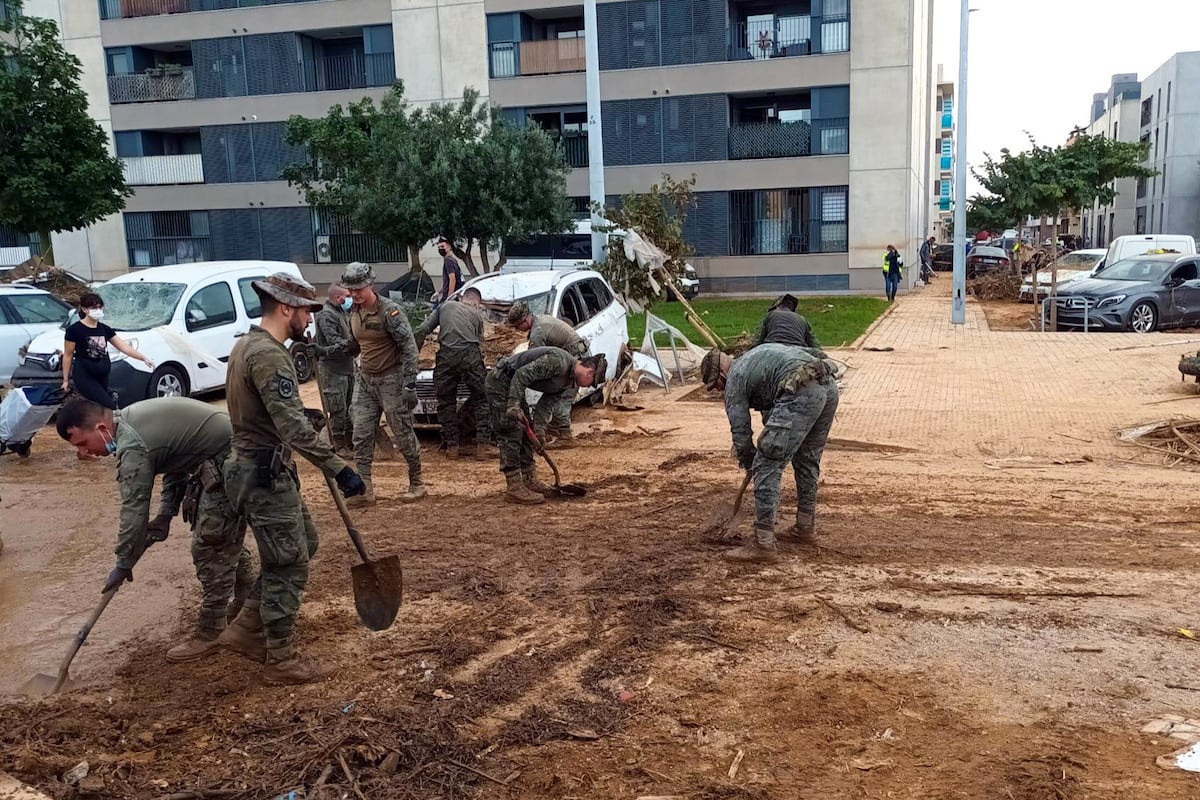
left=753, top=309, right=821, bottom=352
left=314, top=300, right=360, bottom=375
left=113, top=397, right=232, bottom=569
left=529, top=314, right=587, bottom=356
left=351, top=295, right=420, bottom=382
left=413, top=300, right=485, bottom=351
left=499, top=346, right=577, bottom=409
left=225, top=326, right=346, bottom=475
left=723, top=343, right=826, bottom=457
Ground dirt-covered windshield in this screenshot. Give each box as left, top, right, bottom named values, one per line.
left=97, top=282, right=187, bottom=331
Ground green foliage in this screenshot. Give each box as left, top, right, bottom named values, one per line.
left=627, top=297, right=888, bottom=349
left=595, top=173, right=696, bottom=309
left=284, top=84, right=573, bottom=273
left=0, top=8, right=131, bottom=262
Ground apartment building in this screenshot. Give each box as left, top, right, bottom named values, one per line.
left=1134, top=51, right=1200, bottom=241
left=7, top=0, right=936, bottom=293
left=931, top=64, right=952, bottom=241
left=1079, top=73, right=1141, bottom=248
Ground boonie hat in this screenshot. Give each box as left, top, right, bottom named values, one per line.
left=340, top=261, right=376, bottom=290
left=700, top=347, right=724, bottom=390
left=506, top=301, right=531, bottom=326
left=251, top=272, right=322, bottom=311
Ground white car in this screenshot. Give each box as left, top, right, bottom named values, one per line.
left=413, top=268, right=628, bottom=425
left=0, top=285, right=72, bottom=384
left=1019, top=249, right=1107, bottom=299
left=13, top=261, right=315, bottom=406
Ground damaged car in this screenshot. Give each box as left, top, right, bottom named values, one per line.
left=1043, top=253, right=1200, bottom=333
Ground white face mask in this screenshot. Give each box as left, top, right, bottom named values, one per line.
left=87, top=309, right=104, bottom=321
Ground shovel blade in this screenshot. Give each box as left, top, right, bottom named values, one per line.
left=351, top=555, right=403, bottom=631
left=554, top=483, right=587, bottom=497
left=20, top=673, right=73, bottom=697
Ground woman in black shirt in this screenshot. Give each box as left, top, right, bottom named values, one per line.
left=62, top=292, right=155, bottom=408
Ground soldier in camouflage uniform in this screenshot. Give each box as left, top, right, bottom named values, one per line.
left=340, top=262, right=426, bottom=505
left=55, top=396, right=255, bottom=662
left=314, top=284, right=359, bottom=454
left=701, top=343, right=839, bottom=564
left=752, top=294, right=824, bottom=355
left=414, top=287, right=489, bottom=457
left=221, top=272, right=366, bottom=685
left=507, top=302, right=590, bottom=441
left=485, top=346, right=606, bottom=504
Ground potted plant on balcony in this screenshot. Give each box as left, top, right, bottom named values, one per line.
left=144, top=66, right=164, bottom=78
left=161, top=63, right=184, bottom=76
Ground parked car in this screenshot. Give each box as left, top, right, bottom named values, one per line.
left=1099, top=234, right=1197, bottom=271
left=966, top=246, right=1011, bottom=278
left=1018, top=249, right=1107, bottom=299
left=412, top=267, right=628, bottom=426
left=931, top=243, right=955, bottom=271
left=0, top=286, right=72, bottom=384
left=1043, top=253, right=1200, bottom=332
left=12, top=261, right=314, bottom=406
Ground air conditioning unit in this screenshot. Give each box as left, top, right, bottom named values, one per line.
left=315, top=235, right=332, bottom=263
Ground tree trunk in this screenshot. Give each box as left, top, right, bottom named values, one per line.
left=453, top=239, right=480, bottom=277
left=408, top=244, right=422, bottom=272
left=38, top=231, right=55, bottom=266
left=494, top=241, right=507, bottom=273
left=1048, top=225, right=1060, bottom=330
left=478, top=239, right=490, bottom=273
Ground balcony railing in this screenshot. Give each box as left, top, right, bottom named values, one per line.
left=730, top=219, right=848, bottom=256
left=127, top=237, right=211, bottom=267
left=559, top=132, right=588, bottom=168
left=99, top=0, right=322, bottom=20
left=489, top=38, right=586, bottom=78
left=122, top=153, right=204, bottom=186
left=318, top=234, right=408, bottom=264
left=302, top=52, right=395, bottom=92
left=728, top=20, right=811, bottom=61
left=108, top=68, right=195, bottom=104
left=728, top=118, right=848, bottom=160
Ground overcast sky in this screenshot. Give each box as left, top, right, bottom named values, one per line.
left=931, top=0, right=1200, bottom=193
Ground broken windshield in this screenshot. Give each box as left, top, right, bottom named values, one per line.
left=97, top=282, right=187, bottom=331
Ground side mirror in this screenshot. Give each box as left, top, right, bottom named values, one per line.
left=186, top=308, right=208, bottom=325
left=1166, top=277, right=1185, bottom=289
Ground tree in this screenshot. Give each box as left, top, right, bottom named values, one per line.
left=594, top=173, right=697, bottom=309
left=0, top=7, right=131, bottom=264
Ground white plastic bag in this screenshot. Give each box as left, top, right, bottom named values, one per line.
left=0, top=387, right=58, bottom=443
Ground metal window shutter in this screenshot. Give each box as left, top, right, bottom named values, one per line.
left=628, top=97, right=662, bottom=164
left=684, top=191, right=728, bottom=256
left=626, top=1, right=661, bottom=69
left=259, top=207, right=313, bottom=263
left=210, top=210, right=262, bottom=261
left=691, top=0, right=725, bottom=64
left=200, top=126, right=230, bottom=184
left=244, top=33, right=300, bottom=96
left=251, top=122, right=305, bottom=181
left=597, top=3, right=628, bottom=71
left=693, top=93, right=728, bottom=161
left=602, top=100, right=631, bottom=167
left=660, top=0, right=692, bottom=66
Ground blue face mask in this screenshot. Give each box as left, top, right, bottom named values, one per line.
left=101, top=430, right=117, bottom=455
left=341, top=297, right=353, bottom=311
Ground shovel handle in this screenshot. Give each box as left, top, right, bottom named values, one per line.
left=524, top=421, right=564, bottom=486
left=325, top=474, right=372, bottom=564
left=731, top=471, right=752, bottom=515
left=53, top=588, right=120, bottom=693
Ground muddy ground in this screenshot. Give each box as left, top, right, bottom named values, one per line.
left=4, top=367, right=1200, bottom=798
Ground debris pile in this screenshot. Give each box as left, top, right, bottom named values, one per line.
left=1118, top=419, right=1200, bottom=467
left=418, top=323, right=527, bottom=369
left=969, top=272, right=1022, bottom=302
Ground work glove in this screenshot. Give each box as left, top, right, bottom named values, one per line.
left=402, top=386, right=419, bottom=411
left=335, top=466, right=366, bottom=498
left=506, top=406, right=527, bottom=426
left=103, top=566, right=133, bottom=594
left=737, top=444, right=757, bottom=472
left=145, top=514, right=172, bottom=543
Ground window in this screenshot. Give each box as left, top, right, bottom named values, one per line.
left=238, top=277, right=263, bottom=319
left=577, top=278, right=612, bottom=318
left=942, top=98, right=952, bottom=113
left=941, top=138, right=952, bottom=156
left=1136, top=207, right=1146, bottom=235
left=1167, top=81, right=1172, bottom=114
left=1141, top=97, right=1153, bottom=127
left=729, top=185, right=847, bottom=256
left=1173, top=263, right=1198, bottom=282
left=1113, top=121, right=1118, bottom=140
left=125, top=211, right=211, bottom=267
left=557, top=285, right=587, bottom=326
left=8, top=293, right=69, bottom=324
left=185, top=283, right=237, bottom=331
left=1157, top=89, right=1162, bottom=120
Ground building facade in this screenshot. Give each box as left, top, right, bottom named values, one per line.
left=1134, top=52, right=1200, bottom=241
left=931, top=64, right=952, bottom=241
left=1079, top=73, right=1141, bottom=249
left=11, top=0, right=936, bottom=293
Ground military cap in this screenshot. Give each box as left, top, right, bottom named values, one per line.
left=340, top=261, right=375, bottom=290
left=506, top=301, right=532, bottom=326
left=700, top=347, right=724, bottom=390
left=251, top=272, right=322, bottom=311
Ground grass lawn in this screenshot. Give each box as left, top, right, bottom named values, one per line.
left=627, top=297, right=889, bottom=349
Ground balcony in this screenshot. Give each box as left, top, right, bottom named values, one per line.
left=490, top=37, right=586, bottom=78
left=99, top=0, right=320, bottom=21
left=108, top=68, right=195, bottom=104
left=726, top=12, right=849, bottom=62
left=558, top=132, right=588, bottom=168
left=728, top=118, right=848, bottom=159
left=302, top=52, right=395, bottom=92
left=122, top=153, right=204, bottom=186
left=940, top=156, right=952, bottom=171
left=941, top=112, right=953, bottom=129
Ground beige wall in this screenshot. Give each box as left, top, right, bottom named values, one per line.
left=99, top=0, right=392, bottom=47
left=566, top=156, right=849, bottom=196
left=392, top=0, right=489, bottom=104
left=124, top=182, right=306, bottom=212
left=110, top=87, right=391, bottom=129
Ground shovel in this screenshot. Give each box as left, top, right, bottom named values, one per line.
left=700, top=471, right=753, bottom=540
left=324, top=475, right=403, bottom=631
left=524, top=421, right=587, bottom=497
left=22, top=587, right=120, bottom=696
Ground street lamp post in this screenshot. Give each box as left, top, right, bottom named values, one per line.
left=584, top=0, right=606, bottom=263
left=951, top=0, right=970, bottom=325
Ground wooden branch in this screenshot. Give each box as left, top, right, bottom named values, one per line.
left=816, top=595, right=870, bottom=633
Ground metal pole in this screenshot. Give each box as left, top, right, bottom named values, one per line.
left=951, top=0, right=970, bottom=325
left=584, top=0, right=606, bottom=264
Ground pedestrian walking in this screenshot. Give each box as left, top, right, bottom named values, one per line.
left=339, top=261, right=426, bottom=505
left=437, top=239, right=462, bottom=302
left=314, top=284, right=359, bottom=455
left=62, top=292, right=155, bottom=408
left=752, top=294, right=822, bottom=353
left=700, top=343, right=839, bottom=564
left=222, top=272, right=365, bottom=685
left=485, top=346, right=606, bottom=504
left=506, top=302, right=589, bottom=442
left=883, top=245, right=904, bottom=302
left=919, top=236, right=936, bottom=282
left=55, top=396, right=255, bottom=662
left=414, top=287, right=488, bottom=457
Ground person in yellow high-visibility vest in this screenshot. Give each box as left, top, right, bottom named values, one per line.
left=882, top=245, right=903, bottom=302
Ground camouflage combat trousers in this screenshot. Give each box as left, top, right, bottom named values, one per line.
left=434, top=345, right=487, bottom=448
left=352, top=369, right=423, bottom=482
left=485, top=369, right=533, bottom=476
left=751, top=377, right=839, bottom=528
left=318, top=365, right=355, bottom=443
left=192, top=477, right=255, bottom=634
left=224, top=456, right=319, bottom=648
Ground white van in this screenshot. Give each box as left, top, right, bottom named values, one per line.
left=503, top=219, right=701, bottom=298
left=13, top=261, right=314, bottom=406
left=1100, top=235, right=1197, bottom=271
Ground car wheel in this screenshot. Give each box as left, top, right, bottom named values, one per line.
left=1128, top=301, right=1158, bottom=333
left=148, top=365, right=189, bottom=399
left=290, top=342, right=315, bottom=383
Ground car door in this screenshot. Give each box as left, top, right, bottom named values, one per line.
left=1167, top=261, right=1200, bottom=326
left=180, top=279, right=241, bottom=391
left=2, top=292, right=70, bottom=384
left=575, top=277, right=625, bottom=378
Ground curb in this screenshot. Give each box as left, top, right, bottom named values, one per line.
left=850, top=299, right=901, bottom=350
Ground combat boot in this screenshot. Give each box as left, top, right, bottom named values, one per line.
left=522, top=467, right=554, bottom=496
left=724, top=523, right=781, bottom=564
left=399, top=473, right=428, bottom=503
left=262, top=642, right=335, bottom=686
left=218, top=601, right=268, bottom=662
left=166, top=629, right=221, bottom=663
left=777, top=509, right=816, bottom=545
left=504, top=471, right=545, bottom=505
left=346, top=479, right=376, bottom=508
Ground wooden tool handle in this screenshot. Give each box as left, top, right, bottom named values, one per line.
left=53, top=588, right=119, bottom=693
left=325, top=474, right=372, bottom=564
left=731, top=471, right=752, bottom=515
